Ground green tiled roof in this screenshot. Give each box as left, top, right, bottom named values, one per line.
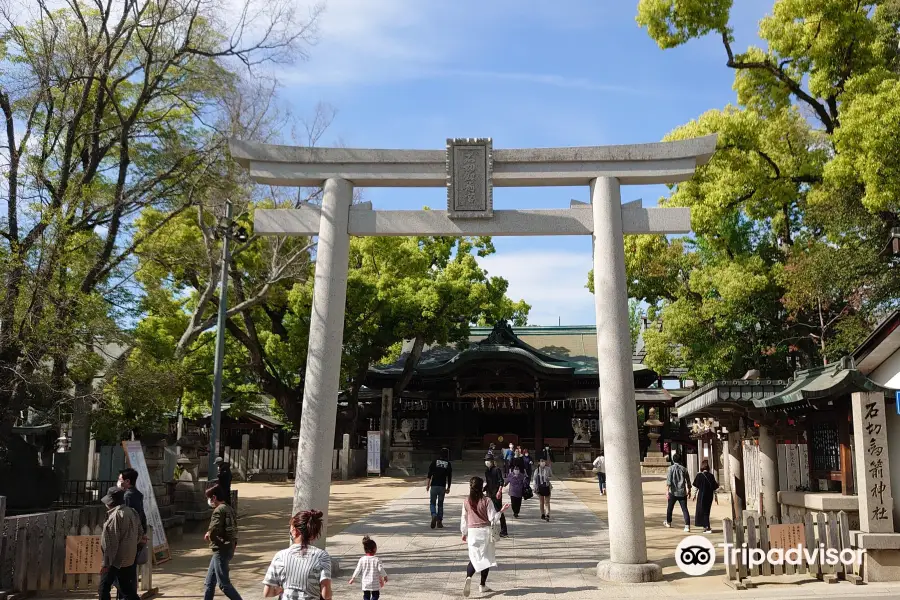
left=752, top=357, right=892, bottom=411
left=370, top=322, right=657, bottom=378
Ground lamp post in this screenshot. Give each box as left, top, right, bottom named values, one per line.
left=208, top=200, right=249, bottom=480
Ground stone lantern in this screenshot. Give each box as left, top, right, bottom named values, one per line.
left=640, top=407, right=669, bottom=474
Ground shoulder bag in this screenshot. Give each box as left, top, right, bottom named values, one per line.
left=135, top=542, right=150, bottom=565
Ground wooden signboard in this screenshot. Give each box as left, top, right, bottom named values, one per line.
left=122, top=441, right=171, bottom=563
left=768, top=522, right=805, bottom=550
left=65, top=536, right=102, bottom=574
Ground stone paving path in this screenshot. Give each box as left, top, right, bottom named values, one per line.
left=71, top=476, right=900, bottom=600
left=327, top=474, right=610, bottom=600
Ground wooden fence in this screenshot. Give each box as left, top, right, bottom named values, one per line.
left=0, top=498, right=156, bottom=597
left=722, top=510, right=862, bottom=590
left=224, top=445, right=297, bottom=480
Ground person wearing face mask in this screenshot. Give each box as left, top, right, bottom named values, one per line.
left=532, top=458, right=553, bottom=521
left=117, top=468, right=147, bottom=536
left=203, top=484, right=244, bottom=600
left=522, top=449, right=533, bottom=479
left=503, top=465, right=528, bottom=518
left=263, top=510, right=332, bottom=599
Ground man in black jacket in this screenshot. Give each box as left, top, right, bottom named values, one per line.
left=483, top=457, right=508, bottom=537
left=117, top=468, right=147, bottom=536
left=426, top=448, right=452, bottom=529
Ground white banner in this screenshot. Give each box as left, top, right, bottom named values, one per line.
left=123, top=441, right=171, bottom=562
left=367, top=431, right=381, bottom=474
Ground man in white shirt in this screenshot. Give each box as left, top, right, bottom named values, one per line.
left=592, top=452, right=606, bottom=495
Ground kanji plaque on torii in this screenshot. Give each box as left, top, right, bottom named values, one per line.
left=447, top=138, right=493, bottom=218
left=230, top=133, right=717, bottom=583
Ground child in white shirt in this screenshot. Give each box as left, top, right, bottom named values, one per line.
left=349, top=535, right=388, bottom=599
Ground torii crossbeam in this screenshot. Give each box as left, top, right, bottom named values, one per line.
left=230, top=134, right=717, bottom=583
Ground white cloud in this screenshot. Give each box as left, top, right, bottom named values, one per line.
left=479, top=249, right=596, bottom=326
left=443, top=70, right=649, bottom=95
left=267, top=0, right=650, bottom=93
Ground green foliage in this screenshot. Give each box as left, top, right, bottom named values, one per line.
left=636, top=0, right=733, bottom=49
left=92, top=351, right=185, bottom=444
left=135, top=200, right=531, bottom=430
left=632, top=0, right=900, bottom=381
left=0, top=0, right=316, bottom=438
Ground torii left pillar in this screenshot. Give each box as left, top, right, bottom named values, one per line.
left=292, top=177, right=353, bottom=547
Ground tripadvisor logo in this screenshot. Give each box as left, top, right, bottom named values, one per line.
left=675, top=536, right=716, bottom=576
left=675, top=536, right=866, bottom=576
left=722, top=543, right=865, bottom=570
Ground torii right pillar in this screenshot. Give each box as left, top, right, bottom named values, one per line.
left=592, top=176, right=662, bottom=582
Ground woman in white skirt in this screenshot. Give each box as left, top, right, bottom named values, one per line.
left=460, top=476, right=509, bottom=597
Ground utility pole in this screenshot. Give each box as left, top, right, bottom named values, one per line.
left=208, top=200, right=248, bottom=480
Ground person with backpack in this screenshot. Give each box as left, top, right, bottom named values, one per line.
left=663, top=453, right=692, bottom=532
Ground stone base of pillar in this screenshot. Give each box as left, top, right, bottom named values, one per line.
left=640, top=452, right=669, bottom=475
left=596, top=560, right=662, bottom=583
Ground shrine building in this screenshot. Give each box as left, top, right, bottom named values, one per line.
left=359, top=320, right=688, bottom=464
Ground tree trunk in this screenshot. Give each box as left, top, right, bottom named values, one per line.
left=393, top=336, right=425, bottom=397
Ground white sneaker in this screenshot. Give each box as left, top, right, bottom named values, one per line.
left=663, top=521, right=671, bottom=528
left=463, top=576, right=472, bottom=597
left=684, top=525, right=690, bottom=532
left=704, top=528, right=713, bottom=534
left=479, top=584, right=492, bottom=594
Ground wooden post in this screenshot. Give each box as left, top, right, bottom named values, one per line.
left=722, top=518, right=736, bottom=581
left=380, top=388, right=393, bottom=474
left=534, top=396, right=544, bottom=452
left=12, top=521, right=28, bottom=592
left=139, top=525, right=157, bottom=598
left=340, top=433, right=350, bottom=480
left=758, top=514, right=771, bottom=577
left=746, top=515, right=759, bottom=577
left=240, top=434, right=250, bottom=480
left=804, top=512, right=820, bottom=579
left=816, top=512, right=829, bottom=577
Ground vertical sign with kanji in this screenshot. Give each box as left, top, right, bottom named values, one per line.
left=851, top=391, right=894, bottom=533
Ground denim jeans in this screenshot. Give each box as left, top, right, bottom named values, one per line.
left=204, top=546, right=244, bottom=600
left=666, top=495, right=691, bottom=527
left=430, top=487, right=446, bottom=519
left=596, top=472, right=606, bottom=492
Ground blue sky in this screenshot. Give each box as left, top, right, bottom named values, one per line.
left=276, top=0, right=771, bottom=325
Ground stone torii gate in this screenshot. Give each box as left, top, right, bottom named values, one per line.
left=230, top=135, right=716, bottom=582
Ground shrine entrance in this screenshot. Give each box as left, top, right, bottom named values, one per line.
left=231, top=133, right=717, bottom=583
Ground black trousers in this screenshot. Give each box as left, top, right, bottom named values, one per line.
left=666, top=495, right=691, bottom=527
left=510, top=496, right=522, bottom=516
left=363, top=591, right=380, bottom=600
left=466, top=562, right=489, bottom=585
left=490, top=496, right=507, bottom=534
left=99, top=565, right=139, bottom=600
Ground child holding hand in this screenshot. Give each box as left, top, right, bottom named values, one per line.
left=349, top=535, right=388, bottom=599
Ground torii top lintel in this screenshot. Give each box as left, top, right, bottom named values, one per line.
left=230, top=135, right=716, bottom=237
left=229, top=135, right=717, bottom=188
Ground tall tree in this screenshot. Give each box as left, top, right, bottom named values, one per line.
left=628, top=0, right=900, bottom=380
left=0, top=0, right=320, bottom=450
left=136, top=218, right=530, bottom=430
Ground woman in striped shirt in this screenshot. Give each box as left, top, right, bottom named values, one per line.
left=263, top=510, right=333, bottom=600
